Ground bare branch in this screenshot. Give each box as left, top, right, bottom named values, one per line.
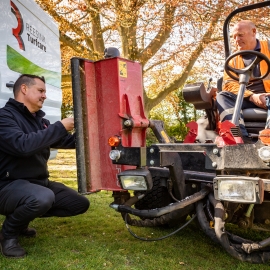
left=60, top=33, right=94, bottom=58
left=138, top=3, right=176, bottom=66
left=144, top=0, right=226, bottom=113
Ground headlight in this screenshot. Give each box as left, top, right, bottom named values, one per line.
left=118, top=168, right=153, bottom=191
left=213, top=176, right=264, bottom=204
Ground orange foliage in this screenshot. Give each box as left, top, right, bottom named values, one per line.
left=34, top=0, right=270, bottom=114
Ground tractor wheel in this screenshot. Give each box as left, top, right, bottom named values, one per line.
left=133, top=175, right=190, bottom=227
left=134, top=175, right=172, bottom=210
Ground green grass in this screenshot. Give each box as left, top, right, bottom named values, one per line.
left=0, top=150, right=270, bottom=269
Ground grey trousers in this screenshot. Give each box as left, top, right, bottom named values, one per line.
left=216, top=91, right=259, bottom=137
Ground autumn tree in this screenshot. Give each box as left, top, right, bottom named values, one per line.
left=35, top=0, right=270, bottom=116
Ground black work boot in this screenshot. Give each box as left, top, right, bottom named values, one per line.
left=20, top=227, right=36, bottom=238
left=0, top=238, right=26, bottom=258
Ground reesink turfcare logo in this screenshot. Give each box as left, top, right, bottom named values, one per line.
left=10, top=0, right=24, bottom=50
left=7, top=1, right=60, bottom=88
left=10, top=0, right=46, bottom=52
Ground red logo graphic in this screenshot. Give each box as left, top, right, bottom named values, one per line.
left=10, top=0, right=25, bottom=50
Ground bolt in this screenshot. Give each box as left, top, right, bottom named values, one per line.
left=150, top=160, right=154, bottom=165
left=212, top=162, right=217, bottom=168
left=150, top=148, right=154, bottom=153
left=192, top=184, right=196, bottom=188
left=238, top=220, right=247, bottom=228
left=213, top=148, right=219, bottom=155
left=124, top=120, right=132, bottom=127
left=265, top=219, right=270, bottom=225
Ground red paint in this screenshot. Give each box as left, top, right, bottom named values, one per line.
left=218, top=121, right=237, bottom=145
left=82, top=58, right=148, bottom=191
left=183, top=121, right=198, bottom=143
left=10, top=1, right=25, bottom=50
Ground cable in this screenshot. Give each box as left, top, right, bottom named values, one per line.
left=124, top=213, right=197, bottom=241
left=206, top=199, right=214, bottom=221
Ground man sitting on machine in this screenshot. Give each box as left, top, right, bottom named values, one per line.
left=216, top=20, right=270, bottom=143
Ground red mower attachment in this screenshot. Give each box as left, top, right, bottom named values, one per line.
left=71, top=57, right=149, bottom=193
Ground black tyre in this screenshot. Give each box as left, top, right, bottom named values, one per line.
left=134, top=170, right=191, bottom=227
left=134, top=175, right=172, bottom=210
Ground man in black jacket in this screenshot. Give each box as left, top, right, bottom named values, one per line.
left=0, top=74, right=90, bottom=258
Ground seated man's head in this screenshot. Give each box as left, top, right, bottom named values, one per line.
left=232, top=20, right=257, bottom=51
left=13, top=74, right=46, bottom=113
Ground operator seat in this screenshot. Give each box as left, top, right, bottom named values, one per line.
left=242, top=108, right=267, bottom=134
left=217, top=77, right=267, bottom=134
left=183, top=80, right=268, bottom=135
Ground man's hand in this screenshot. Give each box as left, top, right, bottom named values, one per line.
left=61, top=118, right=74, bottom=131
left=249, top=93, right=270, bottom=109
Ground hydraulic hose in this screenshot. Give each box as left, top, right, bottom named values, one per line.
left=195, top=200, right=219, bottom=244
left=124, top=212, right=198, bottom=241
left=209, top=193, right=270, bottom=263
left=110, top=187, right=210, bottom=219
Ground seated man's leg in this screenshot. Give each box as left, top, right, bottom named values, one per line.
left=216, top=91, right=257, bottom=137
left=0, top=180, right=55, bottom=257
left=42, top=181, right=89, bottom=217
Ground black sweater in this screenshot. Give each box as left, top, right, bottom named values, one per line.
left=0, top=98, right=75, bottom=189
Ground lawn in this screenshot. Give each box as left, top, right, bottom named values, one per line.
left=0, top=150, right=270, bottom=269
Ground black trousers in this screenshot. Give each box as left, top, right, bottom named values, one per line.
left=216, top=91, right=259, bottom=137
left=0, top=180, right=90, bottom=239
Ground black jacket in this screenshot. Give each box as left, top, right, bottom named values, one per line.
left=0, top=98, right=75, bottom=189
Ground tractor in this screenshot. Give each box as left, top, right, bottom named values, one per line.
left=71, top=1, right=270, bottom=263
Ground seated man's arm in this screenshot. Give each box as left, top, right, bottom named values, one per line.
left=224, top=69, right=270, bottom=109
left=249, top=93, right=270, bottom=109
left=223, top=68, right=253, bottom=98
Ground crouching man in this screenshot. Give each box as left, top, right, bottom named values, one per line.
left=0, top=74, right=90, bottom=258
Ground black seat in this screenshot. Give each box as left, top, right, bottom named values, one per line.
left=217, top=77, right=267, bottom=134
left=183, top=80, right=268, bottom=135
left=182, top=83, right=216, bottom=110
left=243, top=108, right=267, bottom=121
left=243, top=108, right=267, bottom=134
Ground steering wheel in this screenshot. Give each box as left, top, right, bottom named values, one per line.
left=224, top=50, right=270, bottom=82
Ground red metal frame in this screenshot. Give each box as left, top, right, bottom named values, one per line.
left=183, top=121, right=198, bottom=143
left=82, top=57, right=148, bottom=192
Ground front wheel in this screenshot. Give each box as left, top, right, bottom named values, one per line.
left=134, top=173, right=191, bottom=227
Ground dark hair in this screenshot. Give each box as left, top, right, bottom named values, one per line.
left=13, top=74, right=45, bottom=97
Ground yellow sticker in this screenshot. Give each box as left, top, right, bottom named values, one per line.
left=161, top=130, right=170, bottom=143
left=119, top=61, right=127, bottom=78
